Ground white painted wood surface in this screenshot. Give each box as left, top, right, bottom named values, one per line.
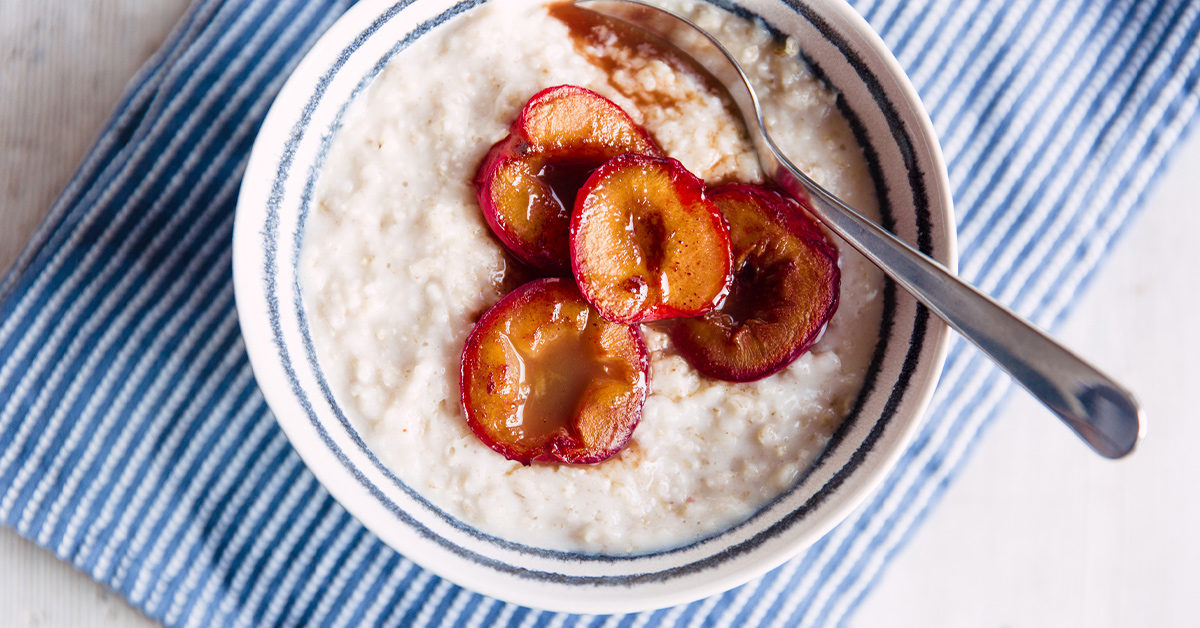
left=1, top=2, right=1196, bottom=626
left=1, top=4, right=192, bottom=626
left=853, top=132, right=1200, bottom=628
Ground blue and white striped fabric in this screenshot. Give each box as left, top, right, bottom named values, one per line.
left=1, top=0, right=1196, bottom=625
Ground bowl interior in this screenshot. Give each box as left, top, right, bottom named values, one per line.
left=233, top=0, right=954, bottom=613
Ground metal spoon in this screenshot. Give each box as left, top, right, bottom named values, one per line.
left=577, top=0, right=1142, bottom=458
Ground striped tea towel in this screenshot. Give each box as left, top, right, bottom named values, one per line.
left=1, top=0, right=1197, bottom=626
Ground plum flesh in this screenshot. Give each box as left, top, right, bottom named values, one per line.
left=459, top=278, right=650, bottom=465
left=570, top=154, right=733, bottom=324
left=668, top=184, right=840, bottom=382
left=474, top=86, right=662, bottom=273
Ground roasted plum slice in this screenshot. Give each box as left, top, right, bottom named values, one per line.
left=475, top=85, right=662, bottom=272
left=459, top=278, right=650, bottom=465
left=668, top=184, right=840, bottom=382
left=571, top=154, right=733, bottom=324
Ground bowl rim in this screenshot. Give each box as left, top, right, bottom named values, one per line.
left=232, top=0, right=956, bottom=613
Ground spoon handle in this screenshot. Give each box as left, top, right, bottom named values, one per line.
left=773, top=163, right=1142, bottom=458
left=574, top=0, right=1142, bottom=458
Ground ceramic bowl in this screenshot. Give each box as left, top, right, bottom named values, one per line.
left=233, top=0, right=955, bottom=613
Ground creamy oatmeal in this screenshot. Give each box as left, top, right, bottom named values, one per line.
left=301, top=0, right=884, bottom=553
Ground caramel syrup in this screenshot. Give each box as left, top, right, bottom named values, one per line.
left=508, top=327, right=610, bottom=443
left=538, top=157, right=603, bottom=214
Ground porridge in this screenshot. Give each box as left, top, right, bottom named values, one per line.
left=300, top=0, right=884, bottom=553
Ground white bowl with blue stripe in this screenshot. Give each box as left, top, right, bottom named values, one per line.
left=233, top=0, right=955, bottom=614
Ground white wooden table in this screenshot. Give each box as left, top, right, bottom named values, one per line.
left=2, top=2, right=1196, bottom=626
